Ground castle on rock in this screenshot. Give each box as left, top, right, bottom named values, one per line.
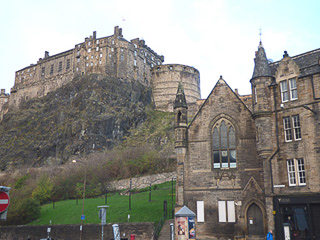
left=0, top=26, right=200, bottom=119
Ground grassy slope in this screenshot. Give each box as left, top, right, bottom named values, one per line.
left=29, top=181, right=175, bottom=225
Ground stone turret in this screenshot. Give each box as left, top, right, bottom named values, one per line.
left=174, top=82, right=188, bottom=207
left=250, top=41, right=274, bottom=154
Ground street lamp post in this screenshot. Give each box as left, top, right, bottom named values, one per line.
left=72, top=160, right=87, bottom=240
left=171, top=177, right=176, bottom=219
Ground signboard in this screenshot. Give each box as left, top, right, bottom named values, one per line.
left=188, top=217, right=196, bottom=239
left=81, top=214, right=85, bottom=220
left=176, top=217, right=187, bottom=240
left=0, top=191, right=10, bottom=213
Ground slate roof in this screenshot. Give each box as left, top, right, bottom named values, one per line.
left=269, top=48, right=320, bottom=77
left=252, top=42, right=273, bottom=79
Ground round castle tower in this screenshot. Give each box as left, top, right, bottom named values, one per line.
left=151, top=64, right=200, bottom=112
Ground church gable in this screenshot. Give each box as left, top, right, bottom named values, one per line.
left=188, top=76, right=255, bottom=142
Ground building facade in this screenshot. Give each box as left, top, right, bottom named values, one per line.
left=174, top=43, right=320, bottom=239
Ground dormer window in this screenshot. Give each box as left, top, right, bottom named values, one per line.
left=280, top=77, right=298, bottom=102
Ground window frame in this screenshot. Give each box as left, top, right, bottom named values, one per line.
left=287, top=158, right=306, bottom=186
left=212, top=119, right=237, bottom=169
left=280, top=77, right=298, bottom=103
left=292, top=115, right=301, bottom=140
left=283, top=115, right=301, bottom=142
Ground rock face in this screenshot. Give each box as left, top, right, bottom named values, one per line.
left=0, top=75, right=152, bottom=170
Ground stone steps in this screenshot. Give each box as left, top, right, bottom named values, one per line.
left=157, top=219, right=174, bottom=240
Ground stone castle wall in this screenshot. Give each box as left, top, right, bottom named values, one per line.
left=151, top=64, right=201, bottom=114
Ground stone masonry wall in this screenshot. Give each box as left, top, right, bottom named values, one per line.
left=151, top=64, right=200, bottom=114
left=107, top=172, right=176, bottom=191
left=0, top=222, right=154, bottom=240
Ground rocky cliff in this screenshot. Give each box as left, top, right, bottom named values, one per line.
left=0, top=75, right=152, bottom=170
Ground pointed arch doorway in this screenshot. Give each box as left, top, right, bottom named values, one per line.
left=247, top=203, right=264, bottom=236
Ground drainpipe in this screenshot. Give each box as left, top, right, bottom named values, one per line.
left=269, top=82, right=280, bottom=195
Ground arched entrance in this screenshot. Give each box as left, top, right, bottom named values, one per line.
left=247, top=203, right=264, bottom=236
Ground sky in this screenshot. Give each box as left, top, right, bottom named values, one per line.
left=1, top=0, right=319, bottom=99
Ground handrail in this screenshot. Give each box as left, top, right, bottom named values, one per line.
left=154, top=212, right=166, bottom=239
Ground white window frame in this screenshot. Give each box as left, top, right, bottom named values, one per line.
left=218, top=200, right=235, bottom=223
left=280, top=80, right=289, bottom=102
left=88, top=48, right=91, bottom=53
left=280, top=78, right=298, bottom=102
left=287, top=158, right=306, bottom=186
left=283, top=115, right=301, bottom=142
left=289, top=78, right=298, bottom=100
left=283, top=116, right=293, bottom=142
left=292, top=115, right=301, bottom=140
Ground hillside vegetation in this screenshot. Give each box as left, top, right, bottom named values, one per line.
left=0, top=74, right=176, bottom=225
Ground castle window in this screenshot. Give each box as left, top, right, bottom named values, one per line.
left=90, top=62, right=93, bottom=66
left=120, top=55, right=124, bottom=62
left=91, top=56, right=93, bottom=59
left=28, top=69, right=30, bottom=72
left=66, top=59, right=71, bottom=69
left=212, top=120, right=236, bottom=169
left=58, top=61, right=63, bottom=72
left=99, top=60, right=102, bottom=64
left=76, top=67, right=79, bottom=71
left=280, top=78, right=298, bottom=102
left=144, top=58, right=146, bottom=64
left=134, top=60, right=137, bottom=66
left=134, top=51, right=137, bottom=56
left=254, top=86, right=257, bottom=104
left=86, top=56, right=89, bottom=60
left=112, top=40, right=114, bottom=45
left=218, top=201, right=236, bottom=223
left=88, top=42, right=91, bottom=46
left=96, top=47, right=99, bottom=51
left=287, top=158, right=306, bottom=186
left=88, top=48, right=91, bottom=53
left=96, top=40, right=99, bottom=44
left=77, top=58, right=80, bottom=63
left=111, top=48, right=114, bottom=52
left=100, top=53, right=103, bottom=58
left=86, top=63, right=89, bottom=67
left=41, top=67, right=45, bottom=76
left=50, top=64, right=54, bottom=74
left=134, top=44, right=137, bottom=48
left=283, top=115, right=301, bottom=142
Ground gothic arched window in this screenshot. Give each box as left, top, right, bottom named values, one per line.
left=212, top=120, right=237, bottom=169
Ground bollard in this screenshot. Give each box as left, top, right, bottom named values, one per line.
left=130, top=234, right=135, bottom=240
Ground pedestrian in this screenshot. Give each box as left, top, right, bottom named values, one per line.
left=266, top=230, right=273, bottom=240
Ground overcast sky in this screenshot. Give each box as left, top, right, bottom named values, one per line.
left=1, top=0, right=319, bottom=99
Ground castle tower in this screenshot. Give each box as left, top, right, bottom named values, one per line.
left=151, top=64, right=200, bottom=114
left=250, top=41, right=276, bottom=231
left=174, top=82, right=188, bottom=207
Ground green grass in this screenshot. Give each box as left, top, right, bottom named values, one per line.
left=29, top=181, right=175, bottom=225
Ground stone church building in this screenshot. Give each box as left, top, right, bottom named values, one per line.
left=174, top=42, right=320, bottom=239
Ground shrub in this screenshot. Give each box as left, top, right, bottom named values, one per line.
left=32, top=176, right=53, bottom=204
